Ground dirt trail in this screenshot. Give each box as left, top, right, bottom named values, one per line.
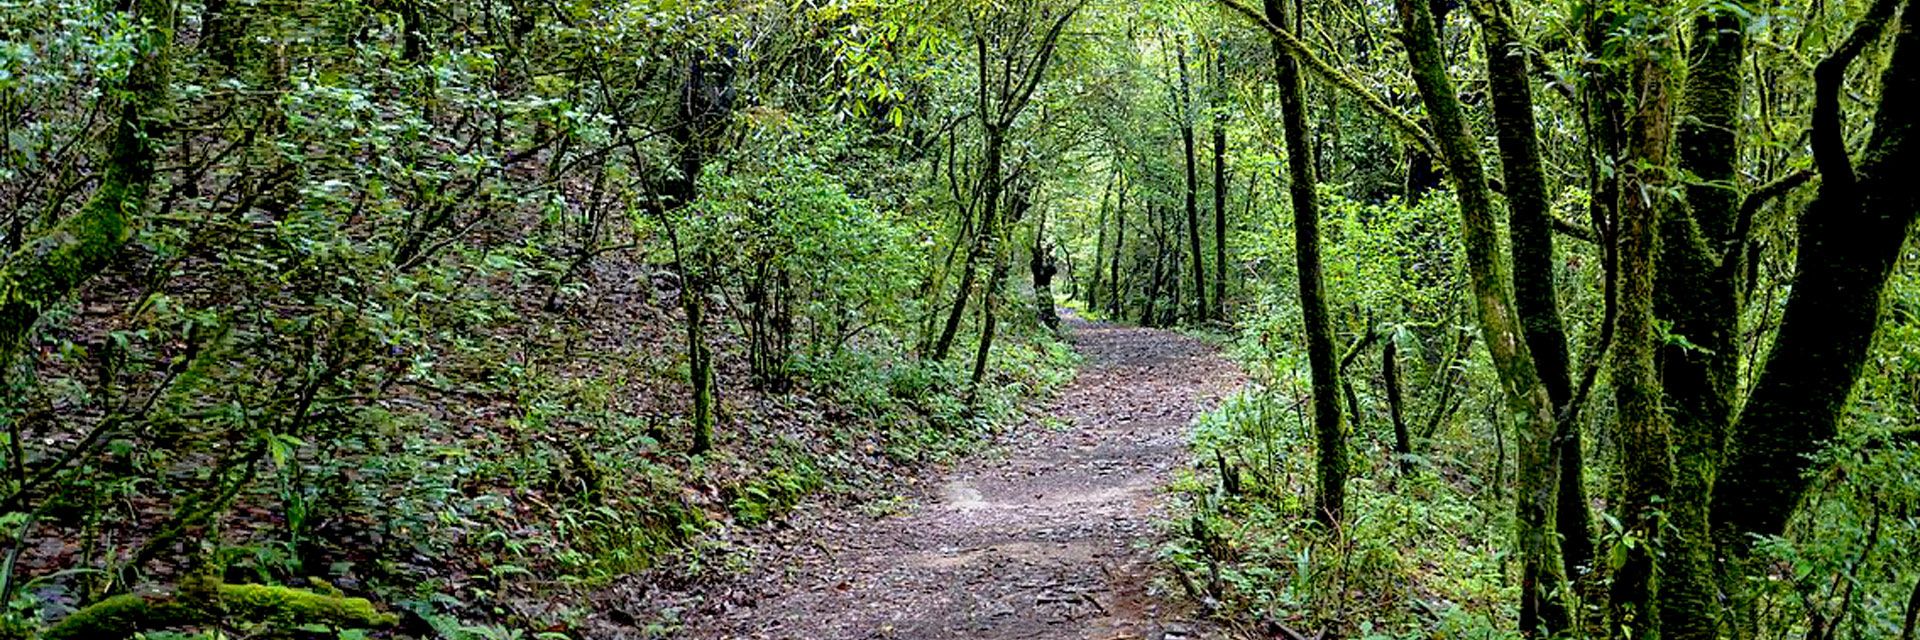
left=690, top=319, right=1244, bottom=640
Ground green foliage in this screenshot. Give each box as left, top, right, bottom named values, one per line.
left=1171, top=387, right=1520, bottom=639
left=3, top=0, right=1081, bottom=635
left=727, top=444, right=822, bottom=527
left=4, top=0, right=1908, bottom=635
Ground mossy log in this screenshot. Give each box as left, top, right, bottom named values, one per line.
left=41, top=579, right=398, bottom=640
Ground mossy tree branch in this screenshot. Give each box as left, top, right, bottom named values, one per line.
left=1214, top=0, right=1441, bottom=159
left=0, top=0, right=174, bottom=373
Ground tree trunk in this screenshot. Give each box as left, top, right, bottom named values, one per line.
left=1031, top=197, right=1060, bottom=331
left=1111, top=173, right=1128, bottom=318
left=933, top=248, right=981, bottom=362
left=1658, top=7, right=1749, bottom=638
left=1265, top=0, right=1346, bottom=529
left=1608, top=14, right=1677, bottom=631
left=935, top=124, right=1002, bottom=362
left=1716, top=0, right=1919, bottom=547
left=972, top=257, right=1009, bottom=386
left=1090, top=174, right=1112, bottom=314
left=685, top=273, right=715, bottom=454
left=1178, top=44, right=1208, bottom=323
left=658, top=51, right=734, bottom=455
left=1141, top=213, right=1164, bottom=326
left=1212, top=49, right=1231, bottom=322
left=1465, top=0, right=1592, bottom=583
left=964, top=129, right=1005, bottom=379
left=1392, top=0, right=1569, bottom=630
left=1385, top=338, right=1411, bottom=473
left=1574, top=4, right=1627, bottom=607
left=0, top=0, right=173, bottom=372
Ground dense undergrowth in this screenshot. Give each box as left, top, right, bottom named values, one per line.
left=1163, top=188, right=1920, bottom=639
left=0, top=0, right=1083, bottom=636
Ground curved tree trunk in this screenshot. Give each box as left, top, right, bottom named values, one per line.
left=1392, top=0, right=1569, bottom=631
left=1, top=0, right=174, bottom=372
left=1466, top=0, right=1592, bottom=582
left=1716, top=0, right=1919, bottom=547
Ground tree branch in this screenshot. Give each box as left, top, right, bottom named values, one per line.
left=1213, top=0, right=1442, bottom=159
left=1811, top=0, right=1903, bottom=191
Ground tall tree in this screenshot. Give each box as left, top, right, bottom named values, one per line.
left=1462, top=0, right=1592, bottom=581
left=1211, top=47, right=1231, bottom=322
left=1177, top=42, right=1208, bottom=322
left=1089, top=170, right=1115, bottom=314
left=1655, top=2, right=1748, bottom=636
left=1110, top=169, right=1129, bottom=318
left=1605, top=0, right=1678, bottom=631
left=955, top=0, right=1085, bottom=384
left=1264, top=0, right=1346, bottom=528
left=1392, top=0, right=1570, bottom=630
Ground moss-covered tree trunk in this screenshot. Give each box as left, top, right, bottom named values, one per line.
left=1032, top=238, right=1059, bottom=331
left=1657, top=7, right=1748, bottom=638
left=955, top=119, right=1003, bottom=367
left=0, top=0, right=173, bottom=373
left=684, top=272, right=715, bottom=454
left=1265, top=0, right=1346, bottom=528
left=1466, top=0, right=1592, bottom=581
left=658, top=51, right=734, bottom=455
left=971, top=254, right=1009, bottom=385
left=1575, top=11, right=1627, bottom=627
left=44, top=577, right=396, bottom=640
left=1030, top=188, right=1060, bottom=331
left=1392, top=0, right=1569, bottom=630
left=1608, top=12, right=1677, bottom=632
left=1715, top=0, right=1919, bottom=548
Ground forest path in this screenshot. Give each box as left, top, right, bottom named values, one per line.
left=689, top=317, right=1244, bottom=639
